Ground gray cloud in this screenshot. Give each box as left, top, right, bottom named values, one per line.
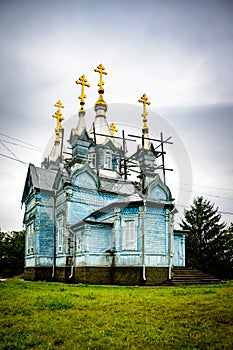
left=0, top=0, right=232, bottom=230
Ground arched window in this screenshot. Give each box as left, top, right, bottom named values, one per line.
left=104, top=151, right=112, bottom=170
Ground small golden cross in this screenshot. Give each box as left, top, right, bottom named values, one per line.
left=52, top=100, right=64, bottom=143
left=109, top=122, right=119, bottom=136
left=76, top=74, right=90, bottom=111
left=138, top=94, right=151, bottom=133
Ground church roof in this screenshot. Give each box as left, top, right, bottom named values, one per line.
left=100, top=178, right=134, bottom=194
left=71, top=218, right=114, bottom=230
left=31, top=165, right=56, bottom=190
left=48, top=142, right=63, bottom=163
left=70, top=111, right=89, bottom=139
left=22, top=164, right=56, bottom=202
left=88, top=106, right=121, bottom=148
left=80, top=190, right=173, bottom=225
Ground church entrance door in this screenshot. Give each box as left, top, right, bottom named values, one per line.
left=173, top=236, right=184, bottom=266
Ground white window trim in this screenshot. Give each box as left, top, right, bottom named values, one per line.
left=88, top=152, right=96, bottom=168
left=57, top=217, right=63, bottom=253
left=123, top=219, right=137, bottom=251
left=27, top=222, right=34, bottom=255
left=76, top=236, right=82, bottom=253
left=104, top=151, right=112, bottom=170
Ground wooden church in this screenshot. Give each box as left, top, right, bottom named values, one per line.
left=22, top=64, right=185, bottom=285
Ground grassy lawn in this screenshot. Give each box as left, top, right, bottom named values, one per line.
left=0, top=280, right=232, bottom=349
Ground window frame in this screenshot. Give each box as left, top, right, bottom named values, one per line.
left=76, top=236, right=82, bottom=253
left=104, top=150, right=112, bottom=170
left=123, top=220, right=137, bottom=251
left=57, top=217, right=63, bottom=253
left=27, top=222, right=34, bottom=255
left=88, top=152, right=96, bottom=168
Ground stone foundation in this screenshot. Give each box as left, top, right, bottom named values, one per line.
left=24, top=266, right=169, bottom=285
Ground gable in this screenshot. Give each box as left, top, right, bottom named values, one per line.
left=21, top=164, right=38, bottom=203
left=22, top=175, right=33, bottom=203
left=53, top=168, right=69, bottom=190
left=102, top=139, right=121, bottom=151
left=69, top=127, right=92, bottom=145
left=147, top=175, right=171, bottom=202
left=22, top=164, right=57, bottom=203
left=73, top=170, right=98, bottom=190
left=149, top=185, right=168, bottom=201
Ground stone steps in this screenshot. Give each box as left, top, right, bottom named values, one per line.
left=161, top=267, right=222, bottom=286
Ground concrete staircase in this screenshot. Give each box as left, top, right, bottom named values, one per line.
left=161, top=267, right=222, bottom=286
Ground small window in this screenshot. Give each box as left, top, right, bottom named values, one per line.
left=123, top=220, right=137, bottom=251
left=76, top=236, right=82, bottom=253
left=104, top=151, right=112, bottom=170
left=27, top=222, right=34, bottom=254
left=88, top=152, right=96, bottom=168
left=57, top=218, right=63, bottom=253
left=114, top=157, right=120, bottom=172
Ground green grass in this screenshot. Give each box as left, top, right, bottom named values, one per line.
left=0, top=280, right=232, bottom=349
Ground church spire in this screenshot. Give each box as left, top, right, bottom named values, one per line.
left=94, top=63, right=108, bottom=106
left=41, top=100, right=65, bottom=169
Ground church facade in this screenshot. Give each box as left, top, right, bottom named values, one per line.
left=22, top=64, right=185, bottom=285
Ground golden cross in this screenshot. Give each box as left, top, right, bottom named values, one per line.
left=138, top=94, right=151, bottom=133
left=109, top=122, right=119, bottom=136
left=52, top=100, right=64, bottom=143
left=94, top=63, right=108, bottom=105
left=75, top=74, right=90, bottom=111
left=94, top=63, right=108, bottom=92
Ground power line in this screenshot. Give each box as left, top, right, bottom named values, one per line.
left=170, top=184, right=233, bottom=201
left=1, top=132, right=233, bottom=203
left=192, top=184, right=233, bottom=192
left=1, top=132, right=232, bottom=192
left=0, top=139, right=43, bottom=152
left=0, top=153, right=28, bottom=165
left=168, top=179, right=233, bottom=192
left=0, top=140, right=25, bottom=166
left=0, top=132, right=43, bottom=150
left=176, top=204, right=233, bottom=215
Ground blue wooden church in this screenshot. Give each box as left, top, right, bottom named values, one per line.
left=22, top=64, right=185, bottom=285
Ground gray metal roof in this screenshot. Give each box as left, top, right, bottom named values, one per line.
left=100, top=178, right=134, bottom=194
left=30, top=164, right=56, bottom=191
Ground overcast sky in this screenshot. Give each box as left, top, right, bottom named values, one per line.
left=0, top=0, right=232, bottom=231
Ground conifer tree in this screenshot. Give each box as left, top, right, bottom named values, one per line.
left=218, top=223, right=233, bottom=279
left=180, top=197, right=232, bottom=278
